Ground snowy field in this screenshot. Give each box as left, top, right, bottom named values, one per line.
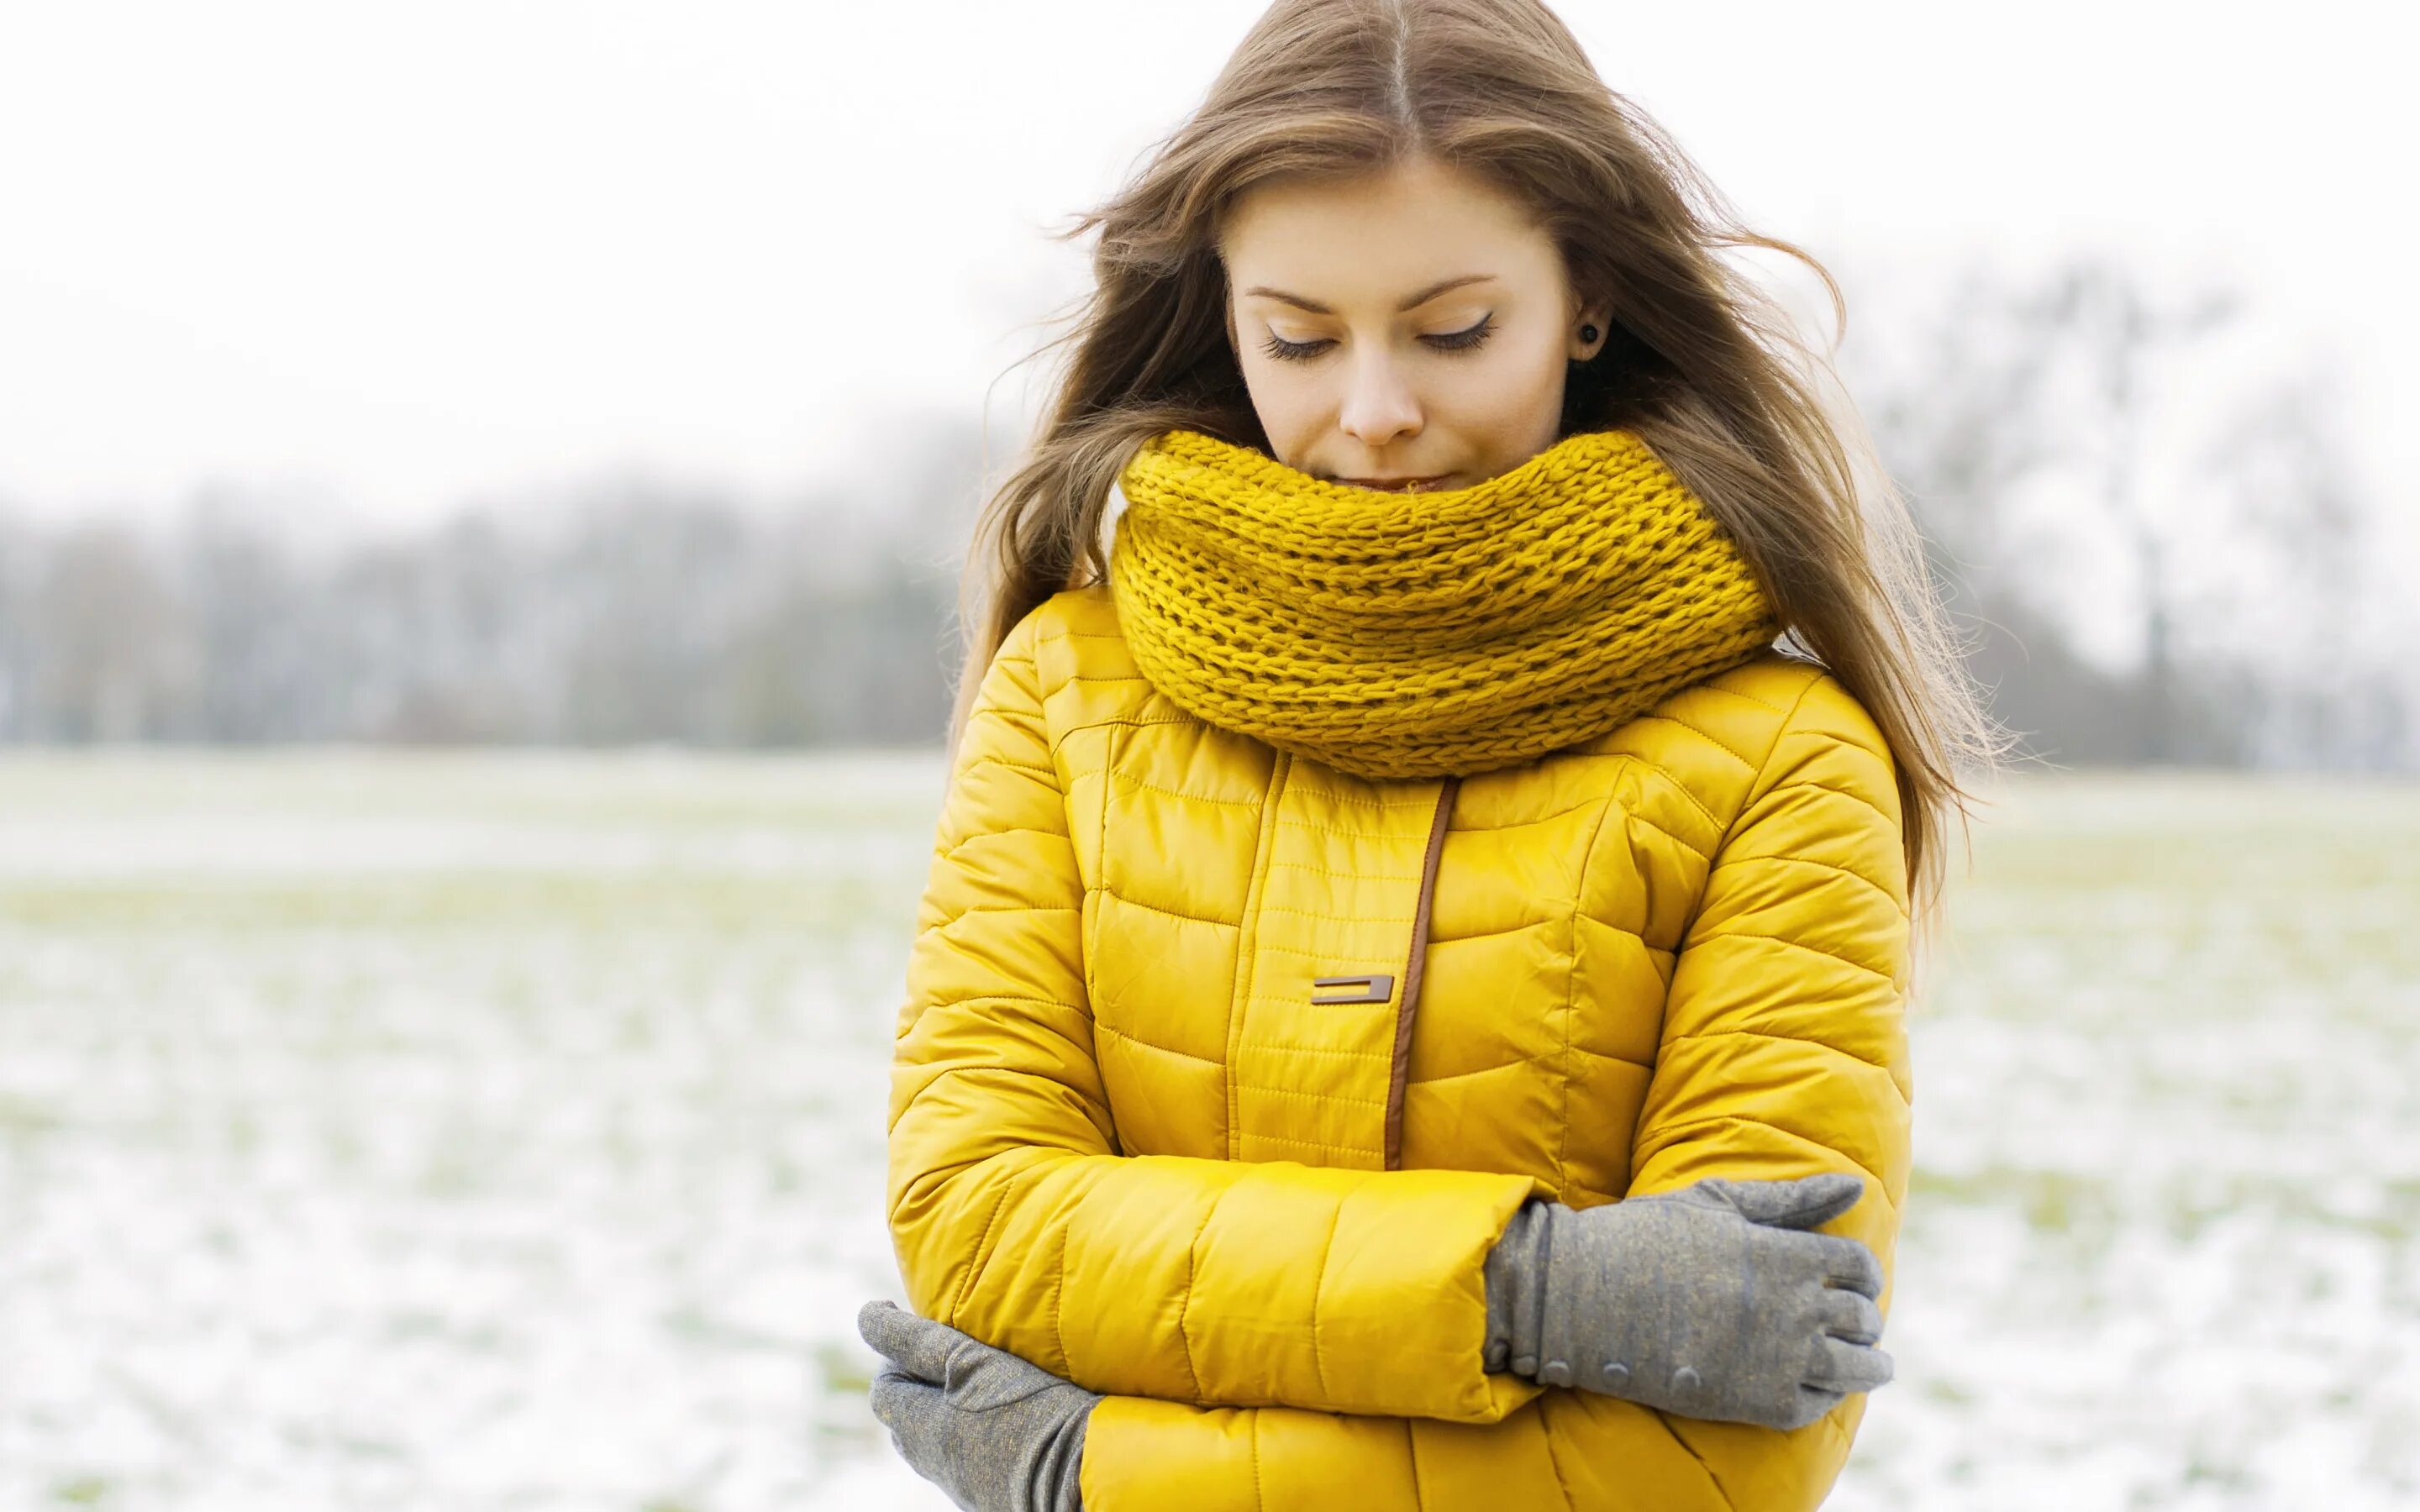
left=0, top=753, right=2412, bottom=1511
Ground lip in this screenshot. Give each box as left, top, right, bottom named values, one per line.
left=1337, top=474, right=1455, bottom=491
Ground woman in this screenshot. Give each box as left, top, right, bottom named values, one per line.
left=855, top=0, right=2005, bottom=1507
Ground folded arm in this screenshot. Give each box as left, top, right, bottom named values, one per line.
left=886, top=606, right=1549, bottom=1425
left=1074, top=669, right=1916, bottom=1510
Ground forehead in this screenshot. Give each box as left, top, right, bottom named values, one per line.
left=1219, top=156, right=1555, bottom=300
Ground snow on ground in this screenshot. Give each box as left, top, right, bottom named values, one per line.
left=0, top=753, right=2411, bottom=1509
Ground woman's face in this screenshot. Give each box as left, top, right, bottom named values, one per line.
left=1218, top=153, right=1609, bottom=493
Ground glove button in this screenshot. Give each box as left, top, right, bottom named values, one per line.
left=1600, top=1361, right=1630, bottom=1388
left=1670, top=1365, right=1702, bottom=1394
left=1540, top=1358, right=1573, bottom=1387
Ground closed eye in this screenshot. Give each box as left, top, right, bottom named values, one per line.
left=1260, top=313, right=1497, bottom=364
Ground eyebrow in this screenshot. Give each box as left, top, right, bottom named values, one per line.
left=1239, top=273, right=1497, bottom=315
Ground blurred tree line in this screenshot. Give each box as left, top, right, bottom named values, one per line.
left=1837, top=254, right=2409, bottom=769
left=0, top=415, right=986, bottom=748
left=0, top=257, right=2408, bottom=766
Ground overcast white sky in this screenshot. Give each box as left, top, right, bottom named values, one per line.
left=0, top=0, right=2412, bottom=577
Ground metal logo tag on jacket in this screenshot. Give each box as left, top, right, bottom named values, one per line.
left=1310, top=973, right=1394, bottom=1005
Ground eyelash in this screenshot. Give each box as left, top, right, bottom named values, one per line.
left=1259, top=313, right=1497, bottom=364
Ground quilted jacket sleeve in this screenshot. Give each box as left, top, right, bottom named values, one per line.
left=1072, top=669, right=1914, bottom=1512
left=886, top=604, right=1551, bottom=1426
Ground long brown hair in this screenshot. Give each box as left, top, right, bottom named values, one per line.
left=944, top=0, right=2013, bottom=955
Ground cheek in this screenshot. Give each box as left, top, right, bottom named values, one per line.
left=1438, top=333, right=1568, bottom=445
left=1240, top=356, right=1324, bottom=459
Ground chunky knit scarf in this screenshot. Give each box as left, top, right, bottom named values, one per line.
left=1107, top=427, right=1781, bottom=781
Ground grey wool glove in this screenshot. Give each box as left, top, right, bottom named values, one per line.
left=1481, top=1172, right=1893, bottom=1431
left=857, top=1299, right=1097, bottom=1512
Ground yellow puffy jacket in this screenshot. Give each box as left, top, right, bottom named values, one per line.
left=885, top=583, right=1912, bottom=1511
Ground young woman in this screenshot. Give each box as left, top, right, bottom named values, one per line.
left=855, top=1, right=2005, bottom=1507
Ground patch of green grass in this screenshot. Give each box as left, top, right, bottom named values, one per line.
left=1908, top=1166, right=2123, bottom=1255
left=0, top=1095, right=64, bottom=1138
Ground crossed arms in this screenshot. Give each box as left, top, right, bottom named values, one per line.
left=885, top=617, right=1912, bottom=1510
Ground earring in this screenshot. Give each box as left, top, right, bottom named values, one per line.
left=1578, top=323, right=1599, bottom=344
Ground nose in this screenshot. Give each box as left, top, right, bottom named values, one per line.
left=1336, top=344, right=1423, bottom=449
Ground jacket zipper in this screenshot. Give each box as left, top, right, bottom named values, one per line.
left=1383, top=774, right=1460, bottom=1170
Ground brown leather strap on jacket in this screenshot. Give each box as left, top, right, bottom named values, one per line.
left=1384, top=774, right=1460, bottom=1169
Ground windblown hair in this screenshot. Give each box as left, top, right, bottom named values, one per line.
left=944, top=0, right=2013, bottom=956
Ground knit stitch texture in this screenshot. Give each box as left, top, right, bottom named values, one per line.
left=1108, top=427, right=1781, bottom=780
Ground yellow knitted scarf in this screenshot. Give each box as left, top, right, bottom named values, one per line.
left=1108, top=427, right=1781, bottom=780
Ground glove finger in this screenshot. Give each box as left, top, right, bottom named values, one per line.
left=1724, top=1172, right=1865, bottom=1230
left=867, top=1362, right=942, bottom=1432
left=1814, top=1287, right=1883, bottom=1346
left=1788, top=1384, right=1847, bottom=1429
left=1805, top=1334, right=1895, bottom=1394
left=857, top=1299, right=966, bottom=1383
left=1812, top=1234, right=1886, bottom=1299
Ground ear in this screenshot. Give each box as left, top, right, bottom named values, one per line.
left=1568, top=297, right=1612, bottom=362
